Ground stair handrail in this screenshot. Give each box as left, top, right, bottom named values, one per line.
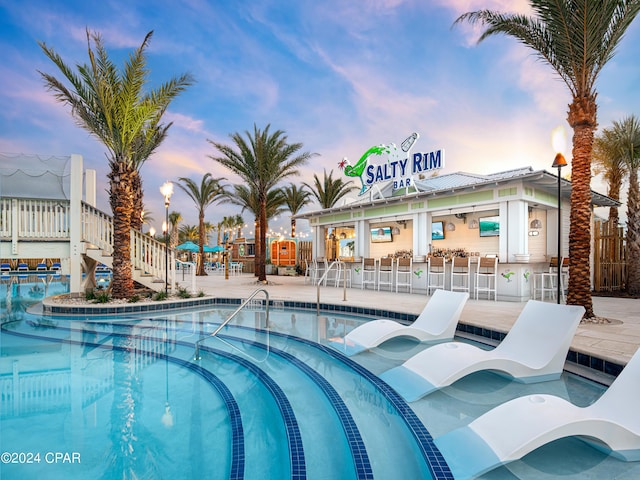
left=194, top=288, right=270, bottom=360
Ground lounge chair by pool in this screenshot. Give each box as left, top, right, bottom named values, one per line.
left=330, top=289, right=469, bottom=356
left=380, top=300, right=584, bottom=401
left=435, top=346, right=640, bottom=479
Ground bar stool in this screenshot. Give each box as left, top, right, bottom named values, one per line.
left=450, top=256, right=471, bottom=293
left=396, top=257, right=413, bottom=293
left=533, top=257, right=567, bottom=302
left=475, top=256, right=498, bottom=301
left=361, top=258, right=377, bottom=290
left=427, top=256, right=446, bottom=295
left=378, top=257, right=394, bottom=291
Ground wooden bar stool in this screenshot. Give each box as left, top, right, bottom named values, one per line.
left=378, top=257, right=394, bottom=291
left=450, top=256, right=471, bottom=293
left=475, top=256, right=498, bottom=301
left=427, top=256, right=446, bottom=295
left=396, top=257, right=413, bottom=293
left=361, top=258, right=377, bottom=290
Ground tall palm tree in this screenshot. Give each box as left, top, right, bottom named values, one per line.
left=209, top=124, right=314, bottom=282
left=282, top=184, right=312, bottom=238
left=168, top=211, right=182, bottom=248
left=455, top=0, right=640, bottom=319
left=304, top=169, right=357, bottom=209
left=39, top=30, right=193, bottom=298
left=609, top=116, right=640, bottom=294
left=176, top=174, right=226, bottom=276
left=223, top=185, right=287, bottom=275
left=593, top=128, right=628, bottom=225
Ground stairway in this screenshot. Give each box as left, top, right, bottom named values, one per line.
left=81, top=202, right=173, bottom=292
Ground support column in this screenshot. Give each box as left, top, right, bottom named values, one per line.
left=69, top=154, right=83, bottom=293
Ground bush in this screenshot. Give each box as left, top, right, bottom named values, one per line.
left=177, top=287, right=191, bottom=299
left=93, top=291, right=111, bottom=303
left=128, top=295, right=140, bottom=303
left=153, top=291, right=168, bottom=301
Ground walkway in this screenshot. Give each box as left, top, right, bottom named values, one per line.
left=177, top=272, right=640, bottom=377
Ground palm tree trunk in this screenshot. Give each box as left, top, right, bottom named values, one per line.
left=109, top=162, right=135, bottom=298
left=567, top=106, right=595, bottom=318
left=291, top=219, right=296, bottom=238
left=197, top=213, right=206, bottom=276
left=627, top=167, right=640, bottom=295
left=131, top=171, right=144, bottom=232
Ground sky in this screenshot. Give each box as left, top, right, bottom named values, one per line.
left=1, top=0, right=639, bottom=239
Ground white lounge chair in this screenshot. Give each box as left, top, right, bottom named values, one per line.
left=329, top=289, right=469, bottom=356
left=435, top=347, right=640, bottom=480
left=379, top=300, right=584, bottom=401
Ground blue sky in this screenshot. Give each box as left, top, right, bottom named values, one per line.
left=1, top=0, right=639, bottom=237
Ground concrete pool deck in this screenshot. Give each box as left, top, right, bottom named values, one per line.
left=176, top=272, right=640, bottom=376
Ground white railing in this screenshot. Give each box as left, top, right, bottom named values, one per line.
left=81, top=202, right=174, bottom=288
left=81, top=202, right=112, bottom=252
left=0, top=197, right=71, bottom=239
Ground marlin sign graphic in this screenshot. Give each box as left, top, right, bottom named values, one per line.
left=338, top=133, right=444, bottom=195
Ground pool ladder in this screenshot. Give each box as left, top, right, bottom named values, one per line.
left=194, top=288, right=270, bottom=360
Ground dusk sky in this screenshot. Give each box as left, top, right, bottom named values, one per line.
left=1, top=0, right=639, bottom=238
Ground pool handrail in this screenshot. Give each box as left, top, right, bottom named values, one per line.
left=194, top=288, right=270, bottom=360
left=316, top=260, right=347, bottom=314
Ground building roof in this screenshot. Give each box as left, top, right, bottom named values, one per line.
left=294, top=166, right=619, bottom=219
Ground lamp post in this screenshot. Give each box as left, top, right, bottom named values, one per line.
left=160, top=181, right=173, bottom=296
left=552, top=153, right=567, bottom=304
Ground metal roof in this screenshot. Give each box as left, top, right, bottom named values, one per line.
left=294, top=166, right=619, bottom=219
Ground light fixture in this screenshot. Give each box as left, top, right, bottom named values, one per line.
left=552, top=151, right=568, bottom=304
left=445, top=210, right=456, bottom=231
left=160, top=181, right=173, bottom=296
left=392, top=226, right=401, bottom=235
left=340, top=232, right=347, bottom=239
left=468, top=219, right=479, bottom=229
left=530, top=218, right=542, bottom=229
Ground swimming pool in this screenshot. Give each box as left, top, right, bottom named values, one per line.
left=1, top=280, right=639, bottom=479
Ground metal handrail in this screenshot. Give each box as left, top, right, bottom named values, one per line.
left=194, top=288, right=270, bottom=360
left=316, top=260, right=347, bottom=314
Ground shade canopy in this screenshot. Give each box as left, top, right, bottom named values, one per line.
left=175, top=241, right=200, bottom=252
left=205, top=245, right=225, bottom=253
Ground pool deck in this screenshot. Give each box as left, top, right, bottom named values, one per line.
left=176, top=272, right=640, bottom=374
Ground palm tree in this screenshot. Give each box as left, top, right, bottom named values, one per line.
left=39, top=30, right=193, bottom=298
left=304, top=169, right=357, bottom=209
left=176, top=174, right=226, bottom=276
left=168, top=211, right=182, bottom=248
left=454, top=0, right=640, bottom=318
left=282, top=184, right=312, bottom=238
left=608, top=116, right=640, bottom=294
left=209, top=124, right=314, bottom=282
left=593, top=128, right=628, bottom=226
left=178, top=224, right=199, bottom=243
left=232, top=214, right=245, bottom=239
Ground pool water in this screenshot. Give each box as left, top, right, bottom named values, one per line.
left=2, top=279, right=640, bottom=479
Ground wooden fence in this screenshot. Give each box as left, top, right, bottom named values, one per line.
left=593, top=219, right=626, bottom=292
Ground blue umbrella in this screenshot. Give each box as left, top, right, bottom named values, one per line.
left=208, top=245, right=225, bottom=253
left=175, top=241, right=200, bottom=252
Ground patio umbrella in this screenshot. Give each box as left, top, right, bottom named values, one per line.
left=207, top=245, right=225, bottom=253
left=175, top=241, right=200, bottom=252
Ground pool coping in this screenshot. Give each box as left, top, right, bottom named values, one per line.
left=41, top=295, right=624, bottom=384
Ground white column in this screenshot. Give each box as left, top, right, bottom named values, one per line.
left=414, top=211, right=429, bottom=256
left=69, top=154, right=83, bottom=293
left=506, top=200, right=528, bottom=262
left=85, top=169, right=97, bottom=207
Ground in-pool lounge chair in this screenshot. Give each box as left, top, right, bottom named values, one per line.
left=330, top=289, right=469, bottom=356
left=379, top=300, right=584, bottom=401
left=435, top=347, right=640, bottom=479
